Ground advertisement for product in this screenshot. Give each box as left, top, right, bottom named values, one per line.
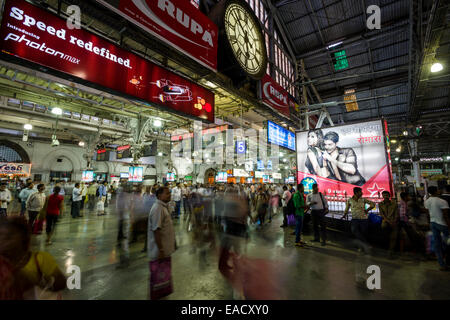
left=128, top=167, right=143, bottom=182
left=0, top=0, right=214, bottom=122
left=0, top=163, right=31, bottom=176
left=96, top=0, right=218, bottom=71
left=261, top=74, right=291, bottom=117
left=82, top=170, right=94, bottom=182
left=296, top=120, right=393, bottom=198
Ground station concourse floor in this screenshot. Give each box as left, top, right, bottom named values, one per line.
left=29, top=201, right=450, bottom=300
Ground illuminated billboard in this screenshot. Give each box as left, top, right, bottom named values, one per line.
left=296, top=120, right=392, bottom=198
left=82, top=170, right=94, bottom=182
left=216, top=172, right=227, bottom=183
left=128, top=167, right=143, bottom=182
left=166, top=173, right=176, bottom=182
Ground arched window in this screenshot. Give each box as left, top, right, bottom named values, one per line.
left=0, top=140, right=30, bottom=163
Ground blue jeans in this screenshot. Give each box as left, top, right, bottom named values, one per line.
left=175, top=201, right=181, bottom=218
left=295, top=215, right=304, bottom=243
left=431, top=222, right=449, bottom=267
left=20, top=201, right=26, bottom=216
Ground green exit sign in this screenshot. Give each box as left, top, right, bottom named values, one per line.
left=333, top=50, right=349, bottom=71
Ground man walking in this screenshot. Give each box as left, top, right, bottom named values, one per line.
left=424, top=186, right=449, bottom=271
left=342, top=187, right=375, bottom=254
left=0, top=182, right=11, bottom=218
left=293, top=184, right=308, bottom=247
left=26, top=184, right=46, bottom=228
left=280, top=186, right=292, bottom=228
left=171, top=183, right=182, bottom=219
left=97, top=181, right=108, bottom=215
left=87, top=182, right=97, bottom=211
left=379, top=191, right=399, bottom=258
left=147, top=187, right=176, bottom=299
left=307, top=184, right=329, bottom=246
left=71, top=183, right=82, bottom=218
left=19, top=182, right=35, bottom=217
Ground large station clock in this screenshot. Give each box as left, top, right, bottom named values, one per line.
left=224, top=2, right=267, bottom=79
left=209, top=0, right=268, bottom=81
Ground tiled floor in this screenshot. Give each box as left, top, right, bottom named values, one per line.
left=29, top=201, right=450, bottom=300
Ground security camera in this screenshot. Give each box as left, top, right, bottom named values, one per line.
left=51, top=139, right=60, bottom=147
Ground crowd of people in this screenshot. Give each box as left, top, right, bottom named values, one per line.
left=0, top=177, right=449, bottom=299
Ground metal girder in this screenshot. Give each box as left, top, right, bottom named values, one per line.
left=261, top=0, right=298, bottom=60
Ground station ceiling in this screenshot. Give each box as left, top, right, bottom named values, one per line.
left=0, top=0, right=448, bottom=159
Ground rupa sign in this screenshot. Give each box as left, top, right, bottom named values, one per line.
left=0, top=163, right=31, bottom=176
left=261, top=74, right=291, bottom=117
left=97, top=0, right=218, bottom=71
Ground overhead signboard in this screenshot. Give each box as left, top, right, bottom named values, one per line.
left=255, top=171, right=264, bottom=178
left=236, top=141, right=246, bottom=154
left=296, top=120, right=393, bottom=198
left=233, top=169, right=249, bottom=177
left=96, top=0, right=218, bottom=71
left=0, top=0, right=214, bottom=122
left=267, top=121, right=296, bottom=151
left=273, top=172, right=282, bottom=179
left=261, top=74, right=291, bottom=117
left=0, top=163, right=31, bottom=176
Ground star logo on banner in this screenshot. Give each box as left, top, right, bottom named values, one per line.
left=367, top=183, right=385, bottom=197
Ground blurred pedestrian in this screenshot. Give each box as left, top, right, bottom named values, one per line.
left=307, top=183, right=328, bottom=246
left=0, top=182, right=12, bottom=218
left=26, top=184, right=46, bottom=229
left=44, top=186, right=64, bottom=245
left=293, top=184, right=308, bottom=247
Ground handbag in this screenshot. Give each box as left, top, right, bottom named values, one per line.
left=149, top=257, right=173, bottom=300
left=23, top=253, right=62, bottom=300
left=287, top=214, right=296, bottom=226
left=32, top=219, right=44, bottom=234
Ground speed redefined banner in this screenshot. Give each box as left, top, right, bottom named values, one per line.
left=0, top=0, right=214, bottom=122
left=97, top=0, right=218, bottom=71
left=296, top=120, right=393, bottom=198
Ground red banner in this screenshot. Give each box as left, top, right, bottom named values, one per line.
left=261, top=74, right=290, bottom=117
left=298, top=165, right=392, bottom=199
left=97, top=0, right=218, bottom=71
left=0, top=0, right=214, bottom=122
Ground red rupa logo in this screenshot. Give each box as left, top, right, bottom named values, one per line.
left=194, top=97, right=212, bottom=113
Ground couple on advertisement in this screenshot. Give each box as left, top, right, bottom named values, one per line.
left=305, top=129, right=366, bottom=186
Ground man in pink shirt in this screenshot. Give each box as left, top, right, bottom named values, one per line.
left=281, top=186, right=292, bottom=228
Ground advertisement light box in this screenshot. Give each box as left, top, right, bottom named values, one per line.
left=128, top=167, right=143, bottom=182
left=296, top=120, right=392, bottom=198
left=166, top=173, right=175, bottom=182
left=120, top=172, right=129, bottom=179
left=216, top=172, right=227, bottom=183
left=267, top=121, right=296, bottom=151
left=82, top=170, right=94, bottom=182
left=0, top=0, right=214, bottom=122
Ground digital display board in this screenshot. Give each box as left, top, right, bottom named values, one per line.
left=296, top=120, right=392, bottom=198
left=82, top=170, right=94, bottom=182
left=128, top=167, right=143, bottom=182
left=267, top=121, right=296, bottom=151
left=120, top=172, right=129, bottom=179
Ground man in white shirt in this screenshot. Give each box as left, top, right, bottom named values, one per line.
left=0, top=182, right=12, bottom=217
left=147, top=186, right=176, bottom=299
left=424, top=186, right=449, bottom=271
left=171, top=183, right=182, bottom=219
left=306, top=184, right=329, bottom=246
left=281, top=186, right=292, bottom=228
left=71, top=182, right=83, bottom=218
left=26, top=183, right=46, bottom=228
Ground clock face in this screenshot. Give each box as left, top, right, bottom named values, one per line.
left=224, top=2, right=267, bottom=78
